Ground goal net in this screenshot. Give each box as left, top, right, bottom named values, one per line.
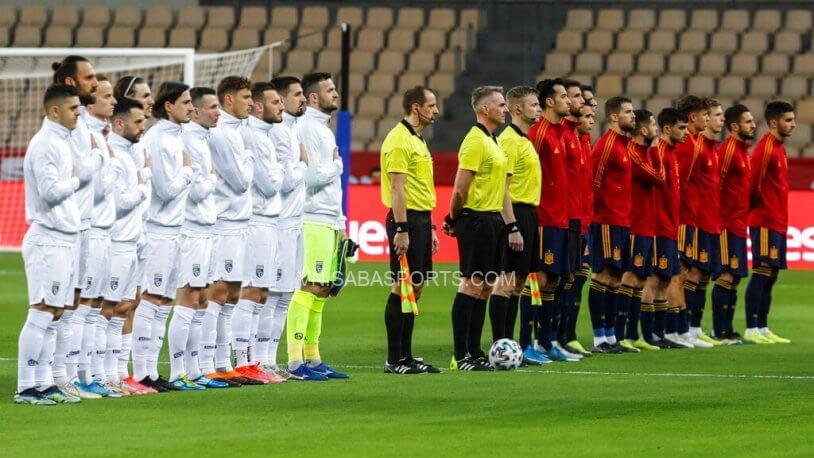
left=0, top=46, right=273, bottom=250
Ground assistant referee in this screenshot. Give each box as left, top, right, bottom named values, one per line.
left=381, top=86, right=441, bottom=375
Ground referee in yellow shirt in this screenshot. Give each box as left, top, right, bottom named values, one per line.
left=381, top=86, right=441, bottom=375
left=442, top=86, right=519, bottom=371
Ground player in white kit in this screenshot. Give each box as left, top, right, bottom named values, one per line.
left=132, top=82, right=194, bottom=392
left=15, top=84, right=83, bottom=405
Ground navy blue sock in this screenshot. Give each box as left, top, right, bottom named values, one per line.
left=726, top=282, right=739, bottom=333
left=711, top=279, right=731, bottom=337
left=518, top=293, right=534, bottom=349
left=604, top=287, right=619, bottom=340
left=568, top=269, right=589, bottom=341
left=678, top=307, right=690, bottom=334
left=552, top=281, right=568, bottom=343
left=684, top=280, right=701, bottom=328
left=640, top=301, right=654, bottom=342
left=745, top=271, right=770, bottom=329
left=665, top=306, right=679, bottom=334
left=625, top=287, right=643, bottom=341
left=535, top=291, right=555, bottom=350
left=614, top=285, right=633, bottom=341
left=588, top=279, right=608, bottom=337
left=506, top=294, right=519, bottom=341
left=695, top=281, right=709, bottom=328
left=653, top=299, right=668, bottom=339
left=758, top=272, right=778, bottom=328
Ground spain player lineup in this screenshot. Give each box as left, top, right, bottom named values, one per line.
left=14, top=52, right=794, bottom=403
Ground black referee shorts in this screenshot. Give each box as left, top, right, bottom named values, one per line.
left=386, top=209, right=433, bottom=285
left=456, top=209, right=505, bottom=282
left=502, top=203, right=539, bottom=275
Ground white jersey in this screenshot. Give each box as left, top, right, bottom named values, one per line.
left=182, top=122, right=218, bottom=227
left=269, top=111, right=307, bottom=220
left=128, top=138, right=151, bottom=223
left=107, top=133, right=150, bottom=243
left=209, top=110, right=253, bottom=226
left=298, top=107, right=344, bottom=229
left=84, top=113, right=116, bottom=230
left=241, top=116, right=283, bottom=218
left=70, top=106, right=103, bottom=229
left=141, top=119, right=193, bottom=229
left=24, top=118, right=81, bottom=236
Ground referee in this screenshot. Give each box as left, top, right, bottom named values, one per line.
left=443, top=86, right=515, bottom=372
left=381, top=86, right=441, bottom=374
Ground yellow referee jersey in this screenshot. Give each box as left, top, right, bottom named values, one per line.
left=380, top=120, right=436, bottom=211
left=458, top=123, right=508, bottom=212
left=498, top=124, right=541, bottom=206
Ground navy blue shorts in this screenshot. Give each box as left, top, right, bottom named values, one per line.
left=719, top=229, right=749, bottom=278
left=589, top=223, right=630, bottom=272
left=581, top=235, right=590, bottom=267
left=749, top=227, right=788, bottom=270
left=679, top=225, right=721, bottom=274
left=653, top=236, right=681, bottom=280
left=537, top=226, right=569, bottom=276
left=678, top=224, right=696, bottom=266
left=628, top=234, right=654, bottom=278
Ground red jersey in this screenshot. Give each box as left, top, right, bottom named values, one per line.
left=654, top=138, right=681, bottom=239
left=749, top=133, right=789, bottom=234
left=580, top=134, right=594, bottom=234
left=718, top=136, right=751, bottom=238
left=628, top=141, right=665, bottom=237
left=560, top=118, right=587, bottom=222
left=591, top=129, right=631, bottom=227
left=528, top=117, right=569, bottom=229
left=676, top=132, right=720, bottom=233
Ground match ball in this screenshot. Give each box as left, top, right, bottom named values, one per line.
left=488, top=338, right=523, bottom=371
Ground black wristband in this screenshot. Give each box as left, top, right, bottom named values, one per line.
left=395, top=222, right=409, bottom=233
left=444, top=213, right=456, bottom=227
left=507, top=222, right=520, bottom=233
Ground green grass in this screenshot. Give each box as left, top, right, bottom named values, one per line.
left=1, top=252, right=813, bottom=456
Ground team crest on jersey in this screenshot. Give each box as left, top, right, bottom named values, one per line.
left=315, top=261, right=323, bottom=273
left=256, top=265, right=264, bottom=278
left=544, top=251, right=554, bottom=265
left=769, top=247, right=779, bottom=260
left=699, top=249, right=709, bottom=264
left=730, top=255, right=739, bottom=269
left=85, top=276, right=93, bottom=290
left=153, top=274, right=163, bottom=287
left=225, top=259, right=233, bottom=273
left=110, top=277, right=119, bottom=291
left=192, top=264, right=201, bottom=277
left=634, top=254, right=644, bottom=267
left=658, top=256, right=668, bottom=270
left=51, top=281, right=60, bottom=296
left=612, top=247, right=622, bottom=261
left=277, top=268, right=283, bottom=281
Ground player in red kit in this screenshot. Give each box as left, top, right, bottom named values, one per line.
left=743, top=101, right=796, bottom=345
left=588, top=96, right=635, bottom=354
left=711, top=104, right=756, bottom=344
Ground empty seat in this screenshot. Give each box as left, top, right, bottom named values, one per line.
left=107, top=26, right=135, bottom=47
left=730, top=53, right=758, bottom=76
left=575, top=53, right=603, bottom=73
left=145, top=6, right=173, bottom=28
left=686, top=76, right=714, bottom=95
left=301, top=6, right=329, bottom=29
left=418, top=29, right=447, bottom=53
left=585, top=30, right=613, bottom=52
left=606, top=52, right=634, bottom=74
left=75, top=27, right=104, bottom=47
left=0, top=6, right=15, bottom=28
left=545, top=52, right=572, bottom=74
left=555, top=30, right=583, bottom=52
left=18, top=5, right=47, bottom=26
left=206, top=7, right=235, bottom=29
left=44, top=27, right=73, bottom=47
left=429, top=73, right=455, bottom=96
left=787, top=124, right=810, bottom=149
left=460, top=9, right=483, bottom=30
left=397, top=8, right=424, bottom=29
left=428, top=8, right=455, bottom=30
left=356, top=29, right=384, bottom=51
left=785, top=9, right=813, bottom=32
left=658, top=75, right=685, bottom=96
left=781, top=76, right=808, bottom=98
left=793, top=54, right=814, bottom=75
left=51, top=5, right=79, bottom=28
left=761, top=54, right=790, bottom=76
left=717, top=76, right=745, bottom=97
left=350, top=50, right=376, bottom=73
left=337, top=7, right=364, bottom=27
left=626, top=75, right=654, bottom=97
left=628, top=9, right=656, bottom=31
left=565, top=9, right=593, bottom=31
left=178, top=6, right=205, bottom=29
left=409, top=51, right=437, bottom=73
left=169, top=28, right=197, bottom=47
left=0, top=27, right=9, bottom=47
left=721, top=10, right=749, bottom=31
left=366, top=7, right=393, bottom=30
left=648, top=31, right=675, bottom=52
left=13, top=26, right=41, bottom=47
left=753, top=10, right=781, bottom=32
left=740, top=32, right=768, bottom=54
left=398, top=73, right=426, bottom=92
left=668, top=53, right=696, bottom=75
left=198, top=28, right=228, bottom=52
left=357, top=94, right=384, bottom=116
left=657, top=9, right=686, bottom=31
left=616, top=30, right=644, bottom=52
left=438, top=50, right=461, bottom=73
left=284, top=49, right=315, bottom=74
left=316, top=50, right=341, bottom=73
left=710, top=31, right=738, bottom=53
left=698, top=53, right=727, bottom=76
left=296, top=31, right=324, bottom=51
left=238, top=6, right=268, bottom=30
left=387, top=29, right=416, bottom=52
left=263, top=27, right=290, bottom=45
left=367, top=73, right=395, bottom=95
left=347, top=72, right=366, bottom=94
left=690, top=9, right=718, bottom=31
left=596, top=75, right=623, bottom=95
left=138, top=27, right=166, bottom=47
left=113, top=6, right=142, bottom=27
left=637, top=52, right=665, bottom=75
left=749, top=76, right=777, bottom=97
left=595, top=9, right=624, bottom=31
left=678, top=31, right=706, bottom=53
left=385, top=95, right=403, bottom=115
left=449, top=29, right=474, bottom=52
left=774, top=32, right=802, bottom=54
left=231, top=29, right=259, bottom=49
left=377, top=50, right=405, bottom=74
left=352, top=118, right=376, bottom=141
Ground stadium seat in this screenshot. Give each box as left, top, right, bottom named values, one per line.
left=717, top=76, right=746, bottom=97
left=690, top=9, right=718, bottom=32
left=606, top=52, right=634, bottom=74
left=13, top=26, right=41, bottom=47
left=792, top=54, right=814, bottom=75
left=565, top=9, right=593, bottom=31
left=428, top=8, right=456, bottom=31
left=710, top=31, right=738, bottom=53
left=460, top=9, right=483, bottom=30
left=75, top=27, right=104, bottom=47
left=721, top=10, right=750, bottom=31
left=178, top=6, right=206, bottom=29
left=51, top=5, right=80, bottom=28
left=685, top=76, right=714, bottom=96
left=740, top=97, right=766, bottom=121
left=199, top=28, right=228, bottom=52
left=231, top=29, right=260, bottom=50
left=301, top=6, right=329, bottom=30
left=678, top=31, right=707, bottom=53
left=169, top=27, right=197, bottom=48
left=366, top=8, right=394, bottom=30
left=658, top=75, right=685, bottom=97
left=397, top=73, right=426, bottom=92
left=740, top=32, right=768, bottom=54
left=418, top=29, right=447, bottom=53
left=585, top=30, right=614, bottom=52
left=43, top=26, right=72, bottom=47
left=616, top=31, right=644, bottom=52
left=749, top=76, right=778, bottom=97
left=698, top=53, right=727, bottom=76
left=316, top=49, right=341, bottom=74
left=351, top=50, right=376, bottom=73
left=107, top=26, right=135, bottom=47
left=284, top=49, right=315, bottom=74
left=595, top=9, right=624, bottom=31
left=438, top=50, right=462, bottom=73
left=545, top=52, right=572, bottom=74
left=347, top=72, right=366, bottom=94
left=753, top=10, right=781, bottom=32
left=774, top=32, right=802, bottom=54
left=668, top=53, right=696, bottom=76
left=555, top=30, right=583, bottom=53
left=112, top=6, right=142, bottom=28
left=297, top=31, right=325, bottom=51
left=449, top=28, right=475, bottom=52
left=397, top=8, right=424, bottom=29
left=596, top=75, right=623, bottom=95
left=628, top=9, right=656, bottom=31
left=377, top=50, right=405, bottom=74
left=758, top=53, right=788, bottom=77
left=648, top=31, right=676, bottom=52
left=781, top=76, right=808, bottom=98
left=385, top=95, right=403, bottom=115
left=0, top=28, right=9, bottom=48
left=145, top=6, right=173, bottom=28
left=408, top=51, right=437, bottom=73
left=785, top=9, right=813, bottom=32
left=636, top=52, right=666, bottom=75
left=206, top=7, right=235, bottom=29
left=625, top=75, right=654, bottom=97
left=352, top=118, right=377, bottom=142
left=730, top=53, right=758, bottom=76
left=387, top=29, right=416, bottom=52
left=428, top=73, right=455, bottom=96
left=0, top=6, right=16, bottom=28
left=238, top=7, right=268, bottom=30
left=357, top=94, right=385, bottom=116
left=657, top=9, right=686, bottom=32
left=138, top=27, right=167, bottom=47
left=336, top=7, right=364, bottom=28
left=19, top=6, right=47, bottom=26
left=356, top=29, right=384, bottom=52
left=367, top=73, right=395, bottom=95
left=575, top=53, right=603, bottom=73
left=263, top=28, right=290, bottom=45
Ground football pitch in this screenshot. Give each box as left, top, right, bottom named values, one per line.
left=0, top=252, right=813, bottom=456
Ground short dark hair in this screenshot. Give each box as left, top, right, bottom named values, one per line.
left=657, top=107, right=688, bottom=129
left=506, top=86, right=538, bottom=108
left=561, top=78, right=582, bottom=91
left=724, top=104, right=751, bottom=132
left=675, top=95, right=706, bottom=118
left=633, top=109, right=654, bottom=132
left=153, top=81, right=190, bottom=120
left=402, top=85, right=435, bottom=114
left=270, top=76, right=301, bottom=97
left=111, top=96, right=144, bottom=120
left=189, top=87, right=216, bottom=107
left=51, top=55, right=90, bottom=84
left=216, top=75, right=251, bottom=104
left=580, top=84, right=594, bottom=94
left=704, top=97, right=721, bottom=109
left=251, top=82, right=277, bottom=102
left=43, top=84, right=79, bottom=108
left=764, top=100, right=795, bottom=123
left=535, top=78, right=564, bottom=105
left=114, top=76, right=145, bottom=99
left=302, top=72, right=333, bottom=98
left=605, top=96, right=632, bottom=118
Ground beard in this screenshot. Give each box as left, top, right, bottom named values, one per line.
left=80, top=94, right=95, bottom=106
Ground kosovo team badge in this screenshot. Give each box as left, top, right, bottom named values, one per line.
left=51, top=281, right=60, bottom=296
left=730, top=255, right=739, bottom=269
left=153, top=274, right=163, bottom=287
left=315, top=261, right=324, bottom=273
left=192, top=264, right=201, bottom=277
left=85, top=276, right=93, bottom=290
left=110, top=277, right=119, bottom=291
left=256, top=265, right=264, bottom=278
left=225, top=259, right=233, bottom=273
left=699, top=249, right=709, bottom=264
left=544, top=250, right=554, bottom=265
left=634, top=253, right=644, bottom=267
left=658, top=256, right=668, bottom=270
left=276, top=268, right=283, bottom=281
left=612, top=247, right=622, bottom=261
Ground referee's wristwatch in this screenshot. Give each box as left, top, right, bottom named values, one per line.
left=506, top=222, right=520, bottom=233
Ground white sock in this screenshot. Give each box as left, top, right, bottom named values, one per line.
left=78, top=307, right=100, bottom=384
left=231, top=299, right=256, bottom=368
left=53, top=310, right=73, bottom=385
left=606, top=334, right=617, bottom=345
left=690, top=327, right=702, bottom=336
left=147, top=305, right=172, bottom=380
left=119, top=333, right=132, bottom=380
left=593, top=336, right=607, bottom=347
left=68, top=304, right=91, bottom=380
left=215, top=303, right=235, bottom=370
left=168, top=305, right=195, bottom=381
left=17, top=309, right=52, bottom=392
left=269, top=292, right=291, bottom=366
left=256, top=294, right=279, bottom=365
left=132, top=300, right=157, bottom=381
left=186, top=309, right=206, bottom=380
left=759, top=327, right=769, bottom=335
left=105, top=317, right=125, bottom=383
left=200, top=301, right=221, bottom=374
left=248, top=302, right=261, bottom=364
left=34, top=318, right=58, bottom=389
left=92, top=315, right=109, bottom=382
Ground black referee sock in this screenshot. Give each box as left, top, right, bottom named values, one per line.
left=384, top=293, right=403, bottom=365
left=402, top=309, right=415, bottom=360
left=488, top=295, right=509, bottom=342
left=451, top=293, right=475, bottom=360
left=505, top=294, right=520, bottom=341
left=468, top=298, right=487, bottom=358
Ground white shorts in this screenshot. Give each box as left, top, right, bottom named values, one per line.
left=209, top=228, right=247, bottom=283
left=135, top=232, right=147, bottom=290
left=80, top=229, right=111, bottom=299
left=243, top=220, right=278, bottom=288
left=270, top=222, right=304, bottom=293
left=140, top=230, right=181, bottom=300
left=22, top=231, right=75, bottom=307
left=103, top=242, right=139, bottom=302
left=178, top=230, right=214, bottom=288
left=73, top=229, right=90, bottom=289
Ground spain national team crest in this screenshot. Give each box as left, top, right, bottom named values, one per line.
left=544, top=250, right=554, bottom=265
left=769, top=247, right=779, bottom=260
left=658, top=256, right=668, bottom=270
left=110, top=277, right=119, bottom=291
left=612, top=247, right=621, bottom=261
left=730, top=255, right=739, bottom=269
left=256, top=265, right=264, bottom=278
left=192, top=264, right=201, bottom=277
left=634, top=254, right=644, bottom=267
left=51, top=281, right=60, bottom=296
left=225, top=259, right=233, bottom=273
left=153, top=274, right=163, bottom=287
left=315, top=261, right=323, bottom=273
left=699, top=250, right=709, bottom=264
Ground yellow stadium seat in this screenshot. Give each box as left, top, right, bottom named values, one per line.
left=668, top=53, right=696, bottom=76
left=648, top=31, right=676, bottom=53
left=316, top=50, right=341, bottom=74
left=710, top=31, right=737, bottom=53
left=761, top=54, right=790, bottom=76
left=545, top=53, right=572, bottom=75
left=284, top=49, right=315, bottom=74
left=377, top=50, right=405, bottom=74
left=555, top=30, right=583, bottom=53
left=596, top=75, right=623, bottom=95
left=387, top=29, right=416, bottom=52
left=606, top=52, right=634, bottom=74
left=428, top=73, right=455, bottom=96
left=113, top=6, right=142, bottom=28
left=231, top=29, right=260, bottom=50
left=428, top=8, right=456, bottom=30
left=368, top=73, right=395, bottom=95
left=0, top=6, right=16, bottom=28
left=637, top=52, right=666, bottom=75
left=740, top=32, right=768, bottom=54
left=785, top=10, right=812, bottom=32
left=781, top=76, right=808, bottom=98
left=351, top=51, right=376, bottom=73
left=418, top=29, right=447, bottom=53
left=408, top=51, right=437, bottom=73
left=595, top=9, right=624, bottom=31
left=585, top=30, right=614, bottom=52
left=658, top=75, right=685, bottom=97
left=397, top=8, right=424, bottom=29
left=717, top=76, right=745, bottom=97
left=198, top=28, right=228, bottom=52
left=698, top=53, right=727, bottom=76
left=730, top=53, right=759, bottom=76
left=575, top=53, right=603, bottom=73
left=107, top=26, right=135, bottom=47
left=774, top=32, right=802, bottom=55
left=460, top=9, right=483, bottom=30
left=625, top=75, right=654, bottom=97
left=14, top=26, right=41, bottom=47
left=297, top=31, right=325, bottom=51
left=263, top=28, right=290, bottom=45
left=749, top=76, right=777, bottom=97
left=75, top=27, right=104, bottom=47
left=356, top=29, right=385, bottom=52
